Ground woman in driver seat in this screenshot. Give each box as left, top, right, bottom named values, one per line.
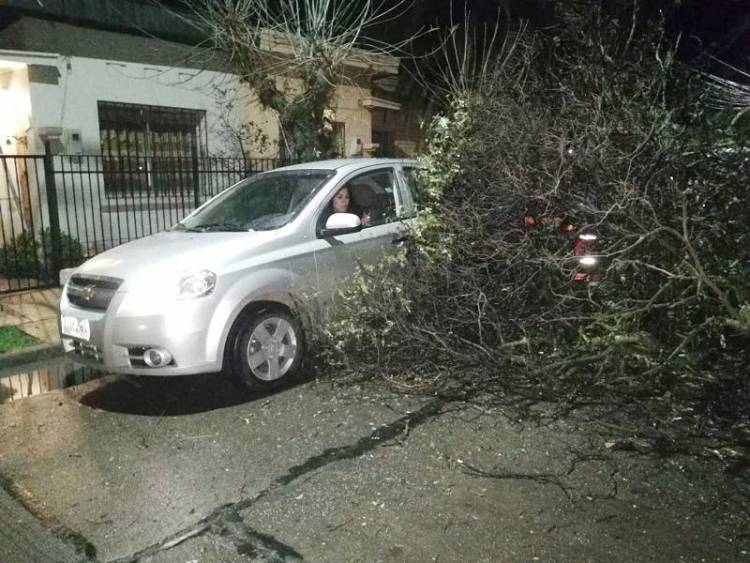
left=326, top=186, right=371, bottom=225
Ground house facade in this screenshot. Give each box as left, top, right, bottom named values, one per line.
left=0, top=1, right=413, bottom=160
left=0, top=1, right=418, bottom=291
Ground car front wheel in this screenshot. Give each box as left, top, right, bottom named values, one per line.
left=227, top=308, right=304, bottom=390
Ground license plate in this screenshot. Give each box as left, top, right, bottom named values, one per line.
left=61, top=315, right=90, bottom=341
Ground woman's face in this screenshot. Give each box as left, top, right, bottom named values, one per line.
left=332, top=187, right=350, bottom=213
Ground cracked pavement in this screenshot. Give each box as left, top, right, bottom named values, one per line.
left=0, top=371, right=748, bottom=562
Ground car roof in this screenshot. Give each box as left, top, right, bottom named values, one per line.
left=275, top=157, right=420, bottom=175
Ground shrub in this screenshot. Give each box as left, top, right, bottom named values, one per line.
left=0, top=228, right=84, bottom=279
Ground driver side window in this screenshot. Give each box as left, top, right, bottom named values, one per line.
left=317, top=168, right=398, bottom=232
left=347, top=169, right=397, bottom=227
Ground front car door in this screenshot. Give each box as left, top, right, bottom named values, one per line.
left=311, top=164, right=408, bottom=314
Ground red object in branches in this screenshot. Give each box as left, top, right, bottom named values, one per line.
left=524, top=213, right=600, bottom=282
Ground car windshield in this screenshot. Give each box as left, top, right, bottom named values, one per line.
left=175, top=169, right=334, bottom=232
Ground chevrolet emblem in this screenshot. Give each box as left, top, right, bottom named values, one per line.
left=71, top=284, right=97, bottom=301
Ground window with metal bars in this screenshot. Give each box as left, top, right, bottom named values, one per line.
left=333, top=121, right=345, bottom=157
left=98, top=101, right=207, bottom=195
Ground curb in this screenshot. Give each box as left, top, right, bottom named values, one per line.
left=0, top=342, right=64, bottom=371
left=0, top=481, right=84, bottom=563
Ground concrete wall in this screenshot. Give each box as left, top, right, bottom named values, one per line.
left=236, top=76, right=302, bottom=159
left=1, top=49, right=380, bottom=160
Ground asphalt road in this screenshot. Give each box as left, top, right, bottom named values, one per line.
left=0, top=370, right=747, bottom=562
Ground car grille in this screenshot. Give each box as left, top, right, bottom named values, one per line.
left=67, top=275, right=122, bottom=311
left=71, top=340, right=104, bottom=363
left=128, top=346, right=150, bottom=368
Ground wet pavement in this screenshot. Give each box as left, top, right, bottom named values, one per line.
left=0, top=365, right=748, bottom=562
left=0, top=356, right=96, bottom=402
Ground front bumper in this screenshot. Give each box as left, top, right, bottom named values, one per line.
left=59, top=290, right=224, bottom=376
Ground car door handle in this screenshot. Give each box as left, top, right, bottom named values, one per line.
left=391, top=234, right=410, bottom=246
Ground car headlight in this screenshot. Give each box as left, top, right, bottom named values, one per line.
left=177, top=270, right=216, bottom=299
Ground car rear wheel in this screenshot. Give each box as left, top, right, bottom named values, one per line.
left=227, top=308, right=304, bottom=390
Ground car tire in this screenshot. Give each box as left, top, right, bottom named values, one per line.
left=226, top=307, right=304, bottom=390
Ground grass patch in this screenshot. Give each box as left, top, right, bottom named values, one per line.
left=0, top=325, right=40, bottom=353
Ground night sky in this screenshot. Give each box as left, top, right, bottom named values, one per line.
left=670, top=0, right=750, bottom=68
left=2, top=0, right=750, bottom=72
left=390, top=0, right=750, bottom=71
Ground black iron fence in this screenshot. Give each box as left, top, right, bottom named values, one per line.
left=0, top=153, right=295, bottom=294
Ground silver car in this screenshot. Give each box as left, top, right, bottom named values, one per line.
left=59, top=158, right=422, bottom=389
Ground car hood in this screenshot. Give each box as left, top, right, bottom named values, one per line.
left=74, top=230, right=279, bottom=285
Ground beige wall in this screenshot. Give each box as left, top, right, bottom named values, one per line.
left=240, top=79, right=375, bottom=159
left=238, top=92, right=279, bottom=159
left=333, top=83, right=372, bottom=157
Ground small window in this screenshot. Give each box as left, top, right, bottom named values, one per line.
left=401, top=166, right=422, bottom=212
left=332, top=122, right=346, bottom=157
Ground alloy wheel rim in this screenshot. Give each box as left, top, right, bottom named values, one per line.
left=246, top=317, right=298, bottom=381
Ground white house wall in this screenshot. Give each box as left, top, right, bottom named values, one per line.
left=0, top=63, right=34, bottom=246
left=0, top=63, right=31, bottom=152
left=0, top=50, right=246, bottom=253
left=8, top=53, right=242, bottom=155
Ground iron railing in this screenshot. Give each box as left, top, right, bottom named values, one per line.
left=0, top=153, right=297, bottom=294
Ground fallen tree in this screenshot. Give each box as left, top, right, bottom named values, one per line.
left=325, top=3, right=750, bottom=431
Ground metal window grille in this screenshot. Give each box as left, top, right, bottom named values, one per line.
left=98, top=101, right=207, bottom=195
left=333, top=121, right=346, bottom=157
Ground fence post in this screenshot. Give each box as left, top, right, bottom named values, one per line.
left=191, top=144, right=200, bottom=209
left=43, top=141, right=63, bottom=283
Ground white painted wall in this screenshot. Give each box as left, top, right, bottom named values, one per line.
left=1, top=63, right=35, bottom=248
left=9, top=53, right=243, bottom=155
left=0, top=50, right=243, bottom=155
left=0, top=50, right=247, bottom=257
left=0, top=62, right=31, bottom=153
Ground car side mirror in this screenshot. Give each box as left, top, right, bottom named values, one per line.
left=318, top=212, right=362, bottom=238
